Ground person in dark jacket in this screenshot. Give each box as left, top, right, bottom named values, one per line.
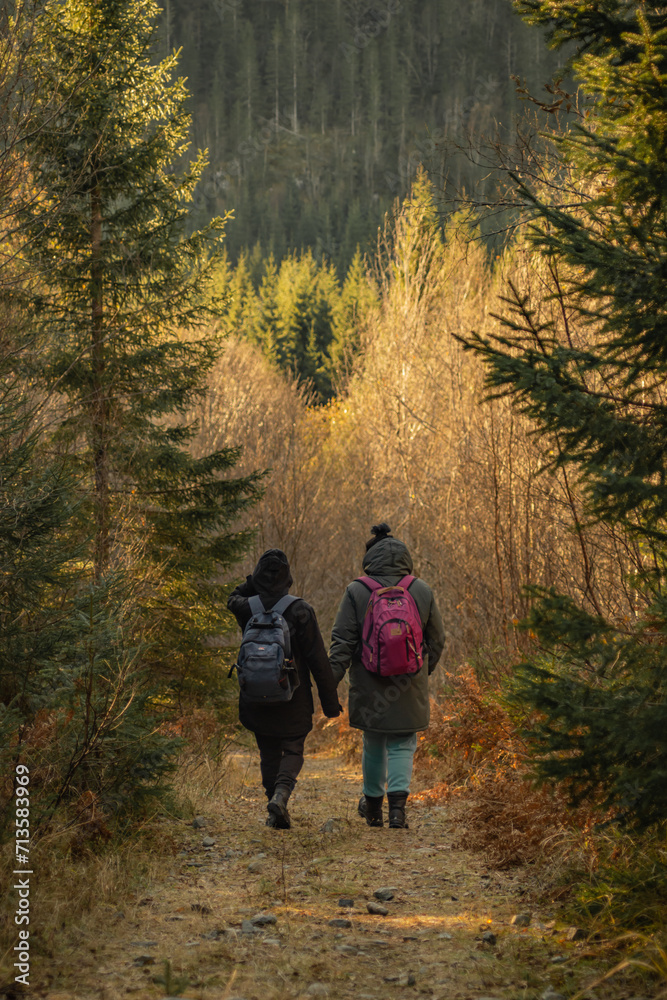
left=228, top=548, right=342, bottom=829
left=329, top=524, right=445, bottom=829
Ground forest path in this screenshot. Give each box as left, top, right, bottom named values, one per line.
left=51, top=751, right=604, bottom=1000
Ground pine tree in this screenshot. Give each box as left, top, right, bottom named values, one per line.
left=0, top=7, right=187, bottom=828
left=272, top=250, right=340, bottom=400
left=219, top=251, right=257, bottom=339
left=252, top=253, right=281, bottom=361
left=0, top=374, right=79, bottom=795
left=17, top=0, right=262, bottom=693
left=306, top=293, right=334, bottom=401
left=0, top=379, right=185, bottom=829
left=0, top=3, right=77, bottom=823
left=329, top=247, right=378, bottom=379
left=465, top=2, right=667, bottom=827
left=390, top=168, right=444, bottom=297
left=279, top=283, right=313, bottom=379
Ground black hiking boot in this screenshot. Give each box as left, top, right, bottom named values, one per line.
left=267, top=784, right=292, bottom=829
left=387, top=791, right=409, bottom=829
left=358, top=794, right=384, bottom=828
left=264, top=785, right=278, bottom=827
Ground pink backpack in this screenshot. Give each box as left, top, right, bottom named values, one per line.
left=357, top=575, right=424, bottom=676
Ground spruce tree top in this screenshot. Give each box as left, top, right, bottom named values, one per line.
left=21, top=0, right=229, bottom=418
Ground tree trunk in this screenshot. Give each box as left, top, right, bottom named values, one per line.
left=90, top=181, right=109, bottom=581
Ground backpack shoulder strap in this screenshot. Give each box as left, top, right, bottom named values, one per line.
left=356, top=576, right=381, bottom=592
left=248, top=595, right=265, bottom=617
left=272, top=594, right=299, bottom=616
left=397, top=574, right=416, bottom=591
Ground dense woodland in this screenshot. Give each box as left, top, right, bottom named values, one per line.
left=2, top=0, right=667, bottom=980
left=165, top=0, right=566, bottom=268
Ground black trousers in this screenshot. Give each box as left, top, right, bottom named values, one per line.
left=254, top=732, right=307, bottom=796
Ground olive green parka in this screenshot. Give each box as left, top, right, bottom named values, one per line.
left=329, top=537, right=445, bottom=734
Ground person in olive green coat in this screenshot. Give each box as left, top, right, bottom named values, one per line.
left=329, top=523, right=445, bottom=829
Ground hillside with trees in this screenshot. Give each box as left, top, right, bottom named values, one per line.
left=165, top=0, right=566, bottom=269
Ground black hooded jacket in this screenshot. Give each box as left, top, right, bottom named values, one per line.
left=227, top=549, right=341, bottom=737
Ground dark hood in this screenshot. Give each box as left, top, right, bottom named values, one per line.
left=362, top=536, right=413, bottom=578
left=251, top=548, right=293, bottom=600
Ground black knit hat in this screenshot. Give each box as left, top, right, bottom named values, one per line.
left=365, top=522, right=392, bottom=551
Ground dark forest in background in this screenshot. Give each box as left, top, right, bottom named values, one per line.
left=163, top=0, right=565, bottom=271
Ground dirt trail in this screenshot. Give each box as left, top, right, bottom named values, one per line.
left=45, top=751, right=607, bottom=1000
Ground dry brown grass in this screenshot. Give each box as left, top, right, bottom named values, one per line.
left=0, top=712, right=229, bottom=988
left=0, top=817, right=177, bottom=987
left=411, top=668, right=596, bottom=869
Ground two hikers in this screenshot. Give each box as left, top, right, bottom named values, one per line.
left=228, top=526, right=445, bottom=829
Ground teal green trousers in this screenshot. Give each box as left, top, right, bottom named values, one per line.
left=362, top=731, right=418, bottom=797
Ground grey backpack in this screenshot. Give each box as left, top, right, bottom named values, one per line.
left=231, top=594, right=300, bottom=703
